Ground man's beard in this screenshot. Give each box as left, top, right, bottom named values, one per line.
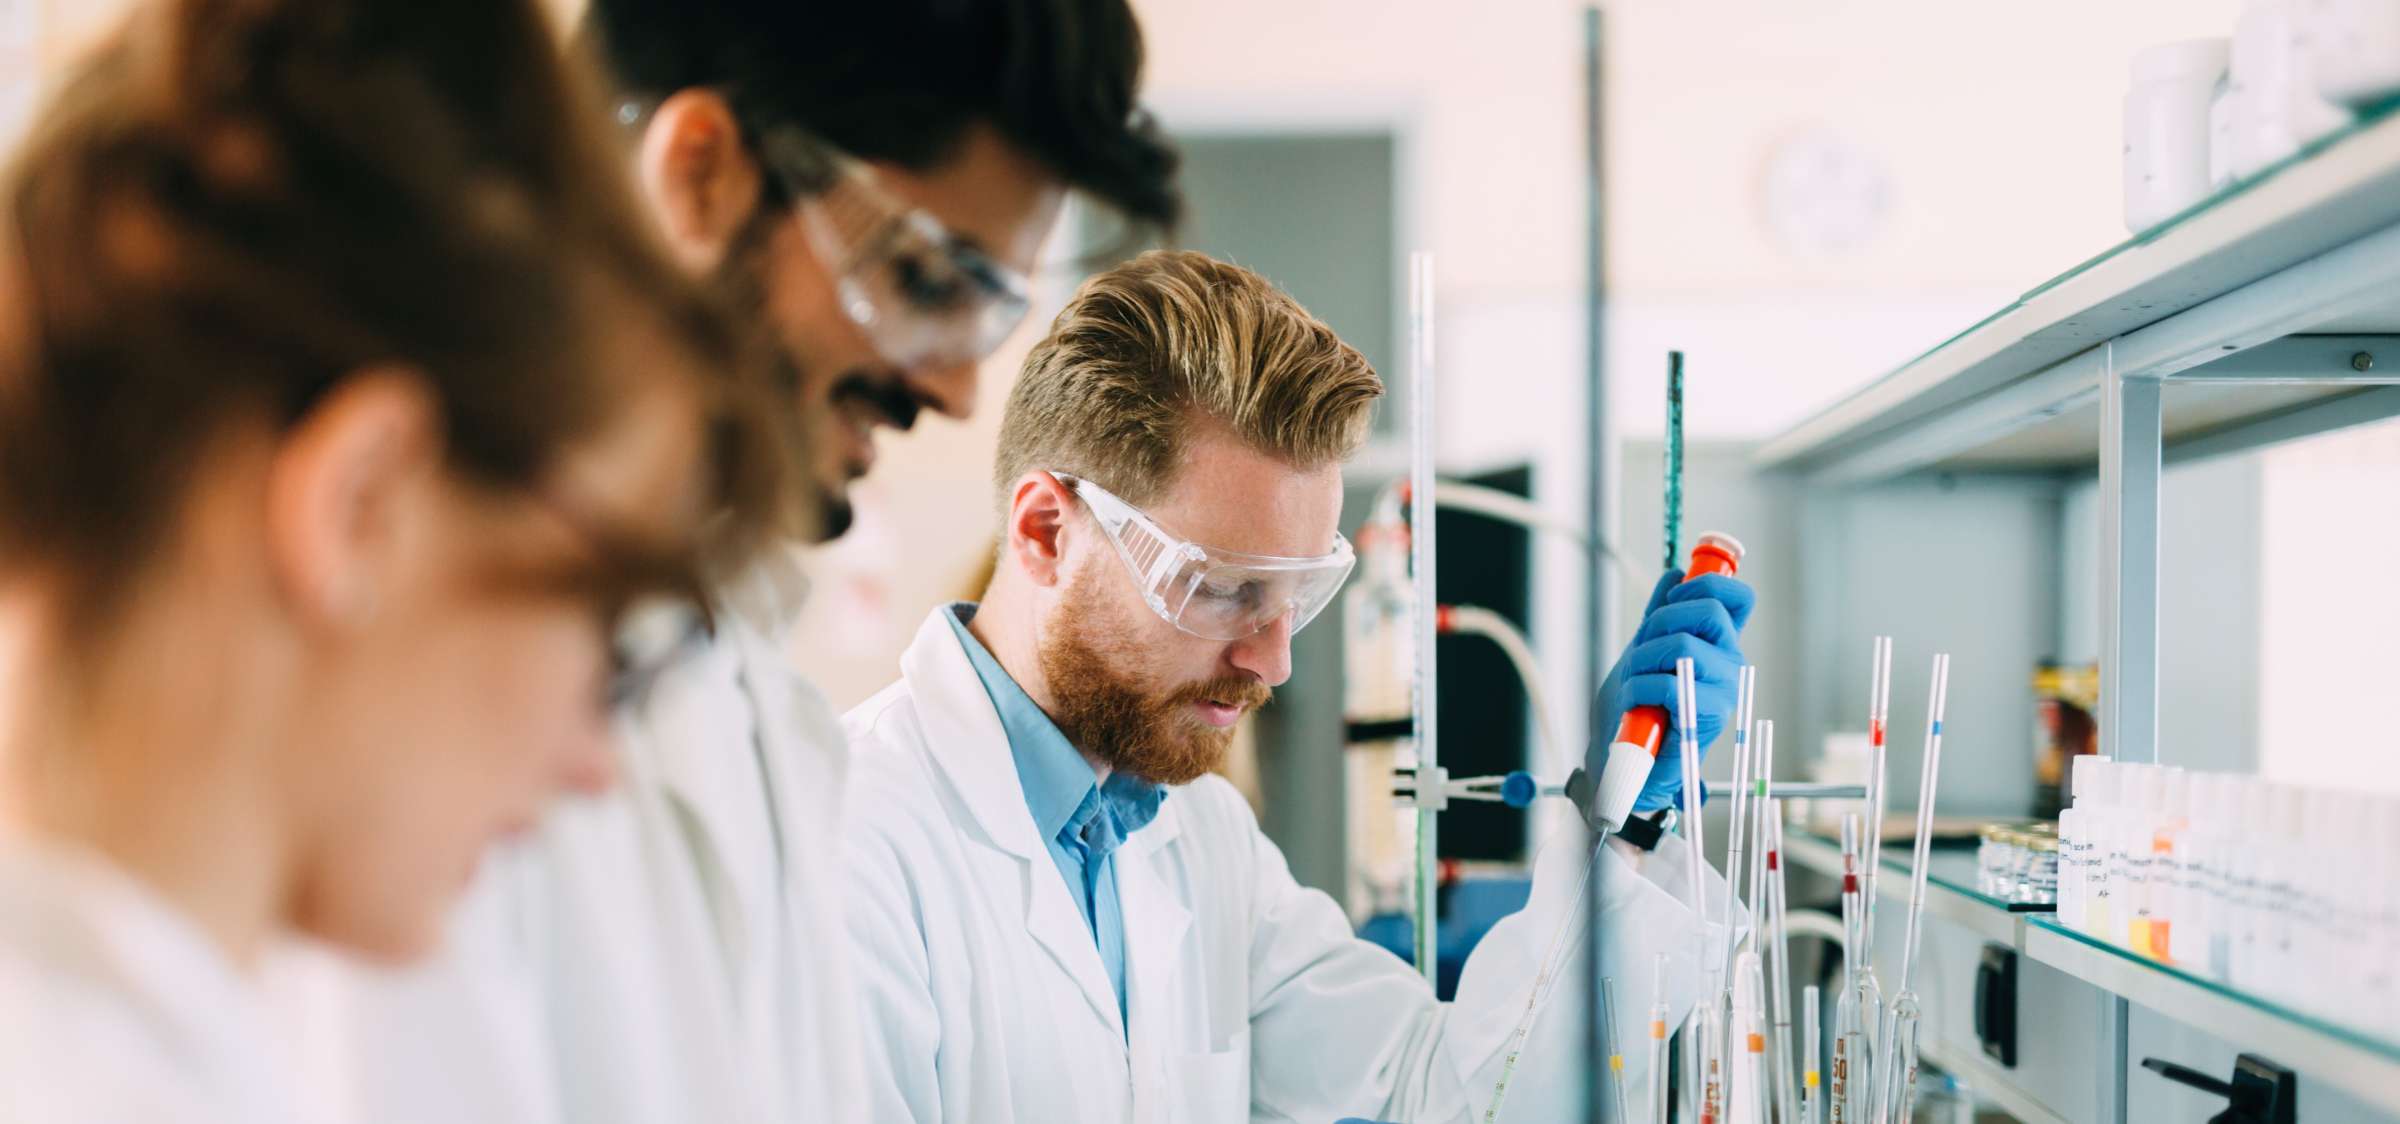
left=1036, top=566, right=1272, bottom=786
left=711, top=210, right=866, bottom=542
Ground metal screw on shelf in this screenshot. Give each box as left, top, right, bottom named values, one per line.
left=2352, top=351, right=2375, bottom=372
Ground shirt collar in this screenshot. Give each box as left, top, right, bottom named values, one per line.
left=942, top=603, right=1165, bottom=845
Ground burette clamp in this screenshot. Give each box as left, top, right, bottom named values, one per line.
left=1391, top=764, right=1451, bottom=811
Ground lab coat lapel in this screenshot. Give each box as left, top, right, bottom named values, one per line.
left=641, top=627, right=762, bottom=975
left=898, top=609, right=1126, bottom=1038
left=1116, top=797, right=1192, bottom=1114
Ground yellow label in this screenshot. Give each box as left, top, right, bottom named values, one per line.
left=1805, top=1071, right=1820, bottom=1088
left=1610, top=1055, right=1624, bottom=1072
left=2129, top=918, right=2152, bottom=953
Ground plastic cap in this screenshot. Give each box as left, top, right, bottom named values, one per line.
left=2130, top=37, right=2230, bottom=84
left=1500, top=771, right=1540, bottom=809
left=1694, top=530, right=1746, bottom=563
left=2071, top=754, right=2111, bottom=801
left=2158, top=767, right=2188, bottom=818
left=2268, top=784, right=2306, bottom=839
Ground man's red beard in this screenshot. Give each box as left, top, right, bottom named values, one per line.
left=1037, top=566, right=1271, bottom=786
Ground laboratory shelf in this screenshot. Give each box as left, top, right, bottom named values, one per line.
left=2024, top=918, right=2400, bottom=1118
left=1782, top=827, right=2400, bottom=1114
left=1758, top=103, right=2400, bottom=485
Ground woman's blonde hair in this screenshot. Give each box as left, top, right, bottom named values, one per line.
left=994, top=249, right=1382, bottom=510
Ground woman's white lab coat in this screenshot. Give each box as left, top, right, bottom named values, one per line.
left=841, top=608, right=1735, bottom=1124
left=273, top=558, right=862, bottom=1124
left=0, top=843, right=304, bottom=1124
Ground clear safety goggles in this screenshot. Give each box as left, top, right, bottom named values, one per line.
left=1055, top=472, right=1356, bottom=642
left=758, top=127, right=1033, bottom=370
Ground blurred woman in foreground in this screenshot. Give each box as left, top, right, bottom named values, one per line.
left=0, top=0, right=779, bottom=1118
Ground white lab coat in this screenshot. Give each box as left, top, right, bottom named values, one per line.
left=274, top=557, right=863, bottom=1124
left=841, top=608, right=1735, bottom=1124
left=0, top=842, right=304, bottom=1124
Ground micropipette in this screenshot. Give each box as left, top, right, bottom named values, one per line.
left=1648, top=954, right=1671, bottom=1124
left=1603, top=976, right=1630, bottom=1124
left=1802, top=984, right=1822, bottom=1124
left=1877, top=654, right=1951, bottom=1124
left=1590, top=535, right=1746, bottom=834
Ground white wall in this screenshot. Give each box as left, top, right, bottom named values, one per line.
left=2257, top=417, right=2400, bottom=793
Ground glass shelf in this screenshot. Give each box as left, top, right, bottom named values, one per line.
left=1783, top=826, right=2400, bottom=1113
left=2025, top=914, right=2400, bottom=1069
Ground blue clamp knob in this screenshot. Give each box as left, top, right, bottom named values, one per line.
left=1500, top=771, right=1540, bottom=808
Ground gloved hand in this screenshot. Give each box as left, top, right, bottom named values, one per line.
left=1584, top=567, right=1754, bottom=815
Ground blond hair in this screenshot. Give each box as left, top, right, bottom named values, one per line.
left=995, top=250, right=1382, bottom=512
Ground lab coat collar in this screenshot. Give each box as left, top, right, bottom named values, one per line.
left=635, top=548, right=820, bottom=973
left=716, top=545, right=812, bottom=645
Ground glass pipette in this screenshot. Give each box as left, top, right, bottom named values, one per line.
left=1477, top=838, right=1602, bottom=1123
left=1802, top=984, right=1822, bottom=1124
left=1734, top=952, right=1769, bottom=1124
left=1603, top=976, right=1630, bottom=1124
left=1832, top=814, right=1865, bottom=1124
left=1648, top=954, right=1671, bottom=1124
left=1701, top=1001, right=1725, bottom=1124
left=1765, top=802, right=1799, bottom=1124
left=1674, top=658, right=1723, bottom=1123
left=1720, top=667, right=1757, bottom=1003
left=1853, top=639, right=1891, bottom=1124
left=1877, top=654, right=1951, bottom=1124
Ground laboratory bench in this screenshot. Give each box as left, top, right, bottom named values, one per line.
left=1754, top=100, right=2400, bottom=1123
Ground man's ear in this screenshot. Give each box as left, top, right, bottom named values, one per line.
left=261, top=368, right=443, bottom=629
left=633, top=89, right=764, bottom=272
left=1003, top=472, right=1075, bottom=588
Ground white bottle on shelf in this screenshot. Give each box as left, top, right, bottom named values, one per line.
left=2058, top=755, right=2111, bottom=930
left=2092, top=762, right=2138, bottom=943
left=2167, top=774, right=2215, bottom=969
left=2227, top=778, right=2274, bottom=989
left=2120, top=765, right=2162, bottom=953
left=2374, top=799, right=2400, bottom=1037
left=2262, top=784, right=2309, bottom=997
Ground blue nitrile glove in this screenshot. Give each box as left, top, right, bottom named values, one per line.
left=1584, top=568, right=1754, bottom=816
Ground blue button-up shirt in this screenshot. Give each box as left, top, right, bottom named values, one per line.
left=944, top=603, right=1165, bottom=1030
